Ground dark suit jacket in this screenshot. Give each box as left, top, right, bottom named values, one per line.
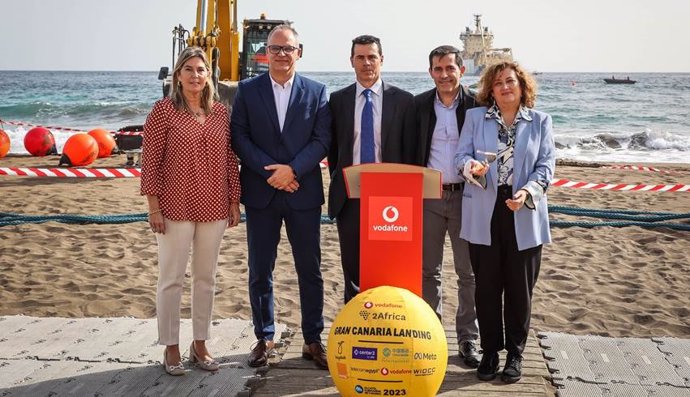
left=327, top=82, right=415, bottom=218
left=413, top=85, right=478, bottom=166
left=231, top=73, right=332, bottom=210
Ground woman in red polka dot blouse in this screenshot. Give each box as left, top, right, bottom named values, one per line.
left=140, top=47, right=241, bottom=376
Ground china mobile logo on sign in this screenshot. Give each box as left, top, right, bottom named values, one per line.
left=368, top=196, right=413, bottom=241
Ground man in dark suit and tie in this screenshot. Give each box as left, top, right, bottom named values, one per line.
left=414, top=45, right=480, bottom=367
left=327, top=35, right=416, bottom=303
left=231, top=25, right=331, bottom=369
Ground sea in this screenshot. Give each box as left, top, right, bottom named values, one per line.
left=1, top=71, right=689, bottom=164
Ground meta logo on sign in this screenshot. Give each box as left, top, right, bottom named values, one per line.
left=368, top=196, right=413, bottom=241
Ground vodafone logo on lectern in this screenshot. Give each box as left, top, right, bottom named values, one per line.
left=368, top=196, right=413, bottom=241
left=382, top=206, right=399, bottom=222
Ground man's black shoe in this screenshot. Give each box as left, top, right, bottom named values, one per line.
left=501, top=354, right=522, bottom=383
left=459, top=340, right=480, bottom=368
left=477, top=351, right=499, bottom=381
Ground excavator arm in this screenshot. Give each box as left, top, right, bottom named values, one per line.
left=186, top=0, right=240, bottom=82
left=158, top=1, right=291, bottom=108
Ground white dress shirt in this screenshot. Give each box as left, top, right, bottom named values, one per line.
left=270, top=74, right=295, bottom=131
left=353, top=79, right=383, bottom=164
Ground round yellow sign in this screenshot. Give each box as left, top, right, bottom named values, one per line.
left=327, top=286, right=447, bottom=396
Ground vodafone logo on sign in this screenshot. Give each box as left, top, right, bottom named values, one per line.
left=368, top=196, right=413, bottom=241
left=382, top=206, right=399, bottom=223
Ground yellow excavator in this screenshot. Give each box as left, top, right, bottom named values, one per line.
left=116, top=1, right=290, bottom=161
left=157, top=0, right=291, bottom=108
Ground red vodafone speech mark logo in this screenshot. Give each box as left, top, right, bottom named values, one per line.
left=368, top=196, right=412, bottom=241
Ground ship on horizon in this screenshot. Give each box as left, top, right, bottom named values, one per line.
left=460, top=14, right=513, bottom=75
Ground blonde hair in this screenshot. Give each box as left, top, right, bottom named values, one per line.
left=170, top=47, right=216, bottom=115
left=476, top=61, right=537, bottom=108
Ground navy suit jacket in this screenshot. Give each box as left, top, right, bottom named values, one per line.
left=326, top=82, right=415, bottom=218
left=231, top=73, right=332, bottom=210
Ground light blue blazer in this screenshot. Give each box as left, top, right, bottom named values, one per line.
left=455, top=107, right=555, bottom=251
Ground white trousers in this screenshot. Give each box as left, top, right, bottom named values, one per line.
left=156, top=218, right=227, bottom=345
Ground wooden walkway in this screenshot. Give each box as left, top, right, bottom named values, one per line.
left=0, top=316, right=555, bottom=396
left=249, top=327, right=556, bottom=397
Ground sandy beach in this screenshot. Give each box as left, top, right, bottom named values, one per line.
left=1, top=155, right=689, bottom=340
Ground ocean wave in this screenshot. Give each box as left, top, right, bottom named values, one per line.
left=0, top=102, right=55, bottom=118
left=2, top=71, right=689, bottom=164
left=2, top=101, right=149, bottom=118
left=117, top=107, right=147, bottom=117
left=554, top=129, right=690, bottom=152
left=1, top=102, right=150, bottom=133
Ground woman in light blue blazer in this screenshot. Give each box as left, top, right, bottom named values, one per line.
left=454, top=61, right=555, bottom=383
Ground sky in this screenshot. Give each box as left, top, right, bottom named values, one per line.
left=1, top=0, right=689, bottom=73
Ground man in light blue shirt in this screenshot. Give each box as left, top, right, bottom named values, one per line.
left=413, top=45, right=481, bottom=368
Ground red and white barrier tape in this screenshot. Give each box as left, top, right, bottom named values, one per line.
left=0, top=119, right=143, bottom=135
left=2, top=168, right=688, bottom=192
left=601, top=165, right=674, bottom=174
left=0, top=167, right=141, bottom=178
left=0, top=165, right=325, bottom=176
left=551, top=178, right=690, bottom=192
left=0, top=119, right=87, bottom=133
left=115, top=130, right=144, bottom=135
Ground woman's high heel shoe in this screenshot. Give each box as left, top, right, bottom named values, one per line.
left=163, top=348, right=185, bottom=376
left=190, top=341, right=220, bottom=371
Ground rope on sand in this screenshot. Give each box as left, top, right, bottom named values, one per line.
left=1, top=208, right=687, bottom=230
left=0, top=213, right=151, bottom=226
left=549, top=206, right=690, bottom=231
left=0, top=213, right=337, bottom=227
left=549, top=206, right=690, bottom=222
left=550, top=220, right=690, bottom=230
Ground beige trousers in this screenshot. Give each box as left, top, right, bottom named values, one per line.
left=156, top=218, right=227, bottom=345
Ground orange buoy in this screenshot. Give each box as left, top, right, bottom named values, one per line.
left=59, top=133, right=98, bottom=166
left=24, top=127, right=57, bottom=157
left=88, top=128, right=117, bottom=158
left=0, top=129, right=10, bottom=158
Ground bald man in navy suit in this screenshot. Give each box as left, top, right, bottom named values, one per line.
left=231, top=25, right=330, bottom=370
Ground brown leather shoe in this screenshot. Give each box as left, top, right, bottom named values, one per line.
left=248, top=339, right=274, bottom=367
left=302, top=342, right=328, bottom=369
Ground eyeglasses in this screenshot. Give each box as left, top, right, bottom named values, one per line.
left=267, top=45, right=299, bottom=55
left=493, top=79, right=519, bottom=89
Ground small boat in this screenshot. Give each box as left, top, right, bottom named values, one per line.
left=604, top=76, right=636, bottom=84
